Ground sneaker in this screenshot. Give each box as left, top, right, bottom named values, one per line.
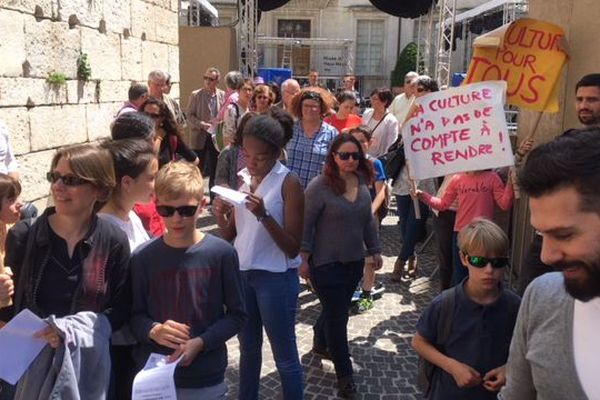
left=356, top=297, right=374, bottom=313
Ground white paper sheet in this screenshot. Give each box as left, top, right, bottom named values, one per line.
left=132, top=353, right=183, bottom=400
left=0, top=309, right=48, bottom=385
left=210, top=185, right=248, bottom=207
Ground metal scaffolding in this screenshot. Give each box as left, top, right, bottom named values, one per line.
left=415, top=5, right=436, bottom=76
left=239, top=0, right=258, bottom=78
left=434, top=0, right=457, bottom=87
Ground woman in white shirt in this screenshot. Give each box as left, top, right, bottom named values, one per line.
left=99, top=138, right=158, bottom=251
left=361, top=88, right=399, bottom=158
left=214, top=112, right=305, bottom=400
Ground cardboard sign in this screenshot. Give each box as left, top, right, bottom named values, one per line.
left=464, top=18, right=568, bottom=113
left=402, top=81, right=514, bottom=180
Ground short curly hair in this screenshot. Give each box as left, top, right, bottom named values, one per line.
left=289, top=87, right=335, bottom=119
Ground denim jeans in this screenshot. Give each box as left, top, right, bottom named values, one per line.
left=396, top=195, right=429, bottom=261
left=238, top=268, right=303, bottom=400
left=176, top=381, right=227, bottom=400
left=452, top=232, right=468, bottom=285
left=310, top=260, right=364, bottom=379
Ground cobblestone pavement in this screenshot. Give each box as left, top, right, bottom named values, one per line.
left=198, top=208, right=439, bottom=399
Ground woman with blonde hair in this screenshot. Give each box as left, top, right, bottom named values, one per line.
left=252, top=85, right=275, bottom=114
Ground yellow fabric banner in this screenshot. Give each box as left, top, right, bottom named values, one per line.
left=464, top=18, right=568, bottom=113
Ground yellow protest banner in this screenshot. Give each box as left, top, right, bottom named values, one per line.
left=464, top=18, right=568, bottom=113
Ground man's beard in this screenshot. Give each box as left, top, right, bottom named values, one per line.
left=577, top=111, right=600, bottom=126
left=556, top=260, right=600, bottom=302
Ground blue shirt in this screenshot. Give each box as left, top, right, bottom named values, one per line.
left=416, top=279, right=521, bottom=400
left=287, top=120, right=338, bottom=188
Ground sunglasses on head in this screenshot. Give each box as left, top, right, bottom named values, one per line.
left=47, top=171, right=90, bottom=187
left=464, top=254, right=509, bottom=269
left=335, top=151, right=361, bottom=161
left=156, top=205, right=199, bottom=218
left=301, top=91, right=321, bottom=102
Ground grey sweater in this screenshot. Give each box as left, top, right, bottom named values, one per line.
left=499, top=272, right=589, bottom=400
left=302, top=174, right=381, bottom=266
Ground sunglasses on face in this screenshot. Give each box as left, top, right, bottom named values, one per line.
left=256, top=95, right=269, bottom=100
left=204, top=76, right=217, bottom=82
left=156, top=205, right=199, bottom=218
left=47, top=171, right=90, bottom=187
left=335, top=151, right=361, bottom=161
left=144, top=112, right=162, bottom=119
left=464, top=254, right=509, bottom=269
left=416, top=87, right=427, bottom=93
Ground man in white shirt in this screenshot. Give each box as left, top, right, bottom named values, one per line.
left=389, top=71, right=418, bottom=124
left=500, top=129, right=600, bottom=399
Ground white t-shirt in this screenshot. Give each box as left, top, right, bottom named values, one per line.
left=362, top=109, right=399, bottom=158
left=389, top=93, right=413, bottom=125
left=573, top=297, right=600, bottom=399
left=98, top=211, right=150, bottom=252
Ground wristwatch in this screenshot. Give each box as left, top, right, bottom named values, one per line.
left=257, top=209, right=271, bottom=223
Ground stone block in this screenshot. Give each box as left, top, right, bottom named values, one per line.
left=81, top=29, right=122, bottom=80
left=154, top=8, right=178, bottom=45
left=131, top=0, right=155, bottom=41
left=29, top=105, right=87, bottom=151
left=56, top=0, right=103, bottom=28
left=0, top=10, right=27, bottom=77
left=141, top=41, right=169, bottom=78
left=101, top=0, right=132, bottom=34
left=168, top=82, right=179, bottom=99
left=99, top=80, right=131, bottom=103
left=66, top=80, right=98, bottom=104
left=86, top=102, right=119, bottom=141
left=17, top=148, right=55, bottom=200
left=0, top=77, right=72, bottom=107
left=2, top=0, right=56, bottom=19
left=1, top=107, right=31, bottom=155
left=120, top=37, right=143, bottom=81
left=167, top=44, right=179, bottom=81
left=24, top=18, right=81, bottom=79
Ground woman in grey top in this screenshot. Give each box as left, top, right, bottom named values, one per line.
left=299, top=133, right=383, bottom=399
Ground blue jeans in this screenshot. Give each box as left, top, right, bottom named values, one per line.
left=396, top=195, right=429, bottom=261
left=311, top=260, right=364, bottom=379
left=177, top=381, right=227, bottom=400
left=238, top=268, right=303, bottom=400
left=452, top=232, right=468, bottom=285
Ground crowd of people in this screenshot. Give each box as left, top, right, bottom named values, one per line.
left=0, top=66, right=598, bottom=400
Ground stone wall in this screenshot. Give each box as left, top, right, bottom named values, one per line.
left=0, top=0, right=180, bottom=208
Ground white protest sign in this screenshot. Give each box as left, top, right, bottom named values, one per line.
left=132, top=353, right=182, bottom=400
left=402, top=81, right=514, bottom=180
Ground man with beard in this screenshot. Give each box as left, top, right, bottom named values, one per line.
left=576, top=73, right=600, bottom=126
left=518, top=73, right=600, bottom=294
left=499, top=129, right=600, bottom=399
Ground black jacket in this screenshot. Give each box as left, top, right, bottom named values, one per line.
left=0, top=208, right=131, bottom=330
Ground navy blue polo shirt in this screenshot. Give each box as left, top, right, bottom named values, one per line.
left=416, top=279, right=521, bottom=400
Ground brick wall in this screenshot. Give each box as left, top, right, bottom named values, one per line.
left=0, top=0, right=180, bottom=208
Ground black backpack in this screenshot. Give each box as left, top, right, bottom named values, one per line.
left=417, top=286, right=457, bottom=397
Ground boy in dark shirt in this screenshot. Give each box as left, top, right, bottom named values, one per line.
left=411, top=218, right=521, bottom=400
left=130, top=161, right=246, bottom=399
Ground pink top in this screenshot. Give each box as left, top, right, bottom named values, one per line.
left=420, top=171, right=513, bottom=232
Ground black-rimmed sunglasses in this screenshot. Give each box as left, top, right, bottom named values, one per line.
left=335, top=151, right=361, bottom=161
left=464, top=254, right=509, bottom=269
left=156, top=205, right=199, bottom=218
left=46, top=171, right=90, bottom=187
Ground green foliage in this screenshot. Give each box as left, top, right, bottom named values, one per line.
left=46, top=72, right=67, bottom=87
left=391, top=42, right=418, bottom=87
left=77, top=52, right=92, bottom=81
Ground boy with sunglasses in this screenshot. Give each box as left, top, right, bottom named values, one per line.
left=411, top=218, right=520, bottom=400
left=129, top=161, right=247, bottom=399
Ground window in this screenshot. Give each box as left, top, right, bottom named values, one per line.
left=277, top=19, right=311, bottom=76
left=355, top=20, right=384, bottom=76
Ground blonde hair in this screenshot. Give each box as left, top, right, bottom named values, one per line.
left=155, top=161, right=204, bottom=201
left=457, top=218, right=508, bottom=257
left=51, top=143, right=116, bottom=203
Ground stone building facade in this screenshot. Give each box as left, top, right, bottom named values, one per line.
left=0, top=0, right=180, bottom=207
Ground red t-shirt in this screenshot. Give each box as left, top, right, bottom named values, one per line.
left=133, top=195, right=166, bottom=237
left=324, top=114, right=362, bottom=133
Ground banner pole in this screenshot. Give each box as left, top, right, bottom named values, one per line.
left=399, top=97, right=422, bottom=220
